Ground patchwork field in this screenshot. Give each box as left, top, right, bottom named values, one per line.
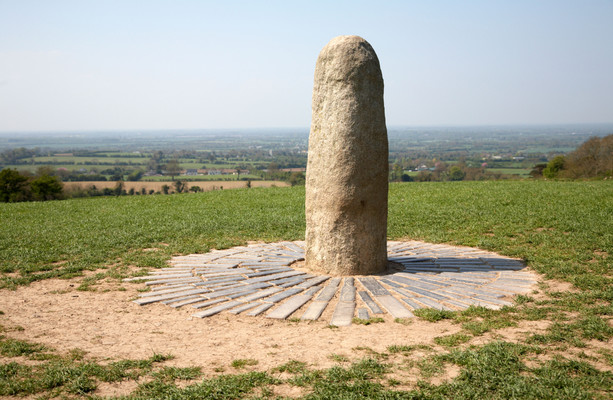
left=0, top=181, right=611, bottom=399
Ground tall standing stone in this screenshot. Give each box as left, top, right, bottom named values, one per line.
left=305, top=35, right=388, bottom=276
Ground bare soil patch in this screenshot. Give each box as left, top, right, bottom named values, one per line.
left=1, top=277, right=460, bottom=376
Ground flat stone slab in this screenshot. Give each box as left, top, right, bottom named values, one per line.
left=330, top=300, right=355, bottom=327
left=266, top=294, right=313, bottom=319
left=301, top=300, right=329, bottom=320
left=131, top=240, right=539, bottom=324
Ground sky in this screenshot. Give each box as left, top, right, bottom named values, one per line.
left=0, top=0, right=612, bottom=132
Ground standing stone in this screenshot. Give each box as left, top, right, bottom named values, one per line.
left=305, top=35, right=388, bottom=276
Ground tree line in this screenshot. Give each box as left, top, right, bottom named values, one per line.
left=531, top=135, right=613, bottom=179
left=0, top=169, right=64, bottom=202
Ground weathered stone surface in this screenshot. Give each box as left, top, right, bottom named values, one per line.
left=376, top=295, right=414, bottom=318
left=133, top=288, right=210, bottom=305
left=357, top=308, right=370, bottom=320
left=359, top=277, right=390, bottom=296
left=266, top=294, right=313, bottom=319
left=401, top=298, right=423, bottom=310
left=263, top=288, right=304, bottom=303
left=246, top=303, right=274, bottom=316
left=305, top=35, right=388, bottom=276
left=133, top=240, right=539, bottom=321
left=228, top=302, right=260, bottom=314
left=192, top=301, right=242, bottom=318
left=330, top=300, right=355, bottom=327
left=301, top=301, right=329, bottom=320
left=358, top=291, right=383, bottom=314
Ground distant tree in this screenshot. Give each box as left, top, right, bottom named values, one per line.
left=114, top=181, right=124, bottom=196
left=563, top=135, right=613, bottom=178
left=164, top=159, right=182, bottom=181
left=161, top=184, right=170, bottom=194
left=55, top=168, right=71, bottom=180
left=174, top=180, right=187, bottom=193
left=246, top=180, right=252, bottom=188
left=0, top=169, right=30, bottom=202
left=189, top=185, right=201, bottom=193
left=35, top=166, right=55, bottom=177
left=530, top=163, right=547, bottom=178
left=543, top=156, right=565, bottom=179
left=30, top=175, right=64, bottom=201
left=415, top=171, right=433, bottom=182
left=127, top=170, right=144, bottom=181
left=401, top=173, right=412, bottom=182
left=390, top=163, right=404, bottom=182
left=448, top=166, right=465, bottom=181
left=288, top=172, right=305, bottom=186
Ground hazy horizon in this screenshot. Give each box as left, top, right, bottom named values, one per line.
left=1, top=1, right=612, bottom=132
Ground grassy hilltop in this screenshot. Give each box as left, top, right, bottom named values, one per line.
left=0, top=181, right=612, bottom=399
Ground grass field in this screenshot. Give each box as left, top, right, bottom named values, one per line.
left=1, top=181, right=611, bottom=399
left=487, top=167, right=532, bottom=177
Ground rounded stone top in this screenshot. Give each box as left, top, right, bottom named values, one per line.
left=315, top=35, right=382, bottom=82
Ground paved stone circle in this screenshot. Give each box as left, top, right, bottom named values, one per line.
left=127, top=241, right=538, bottom=326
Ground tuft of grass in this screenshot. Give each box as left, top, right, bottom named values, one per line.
left=462, top=319, right=517, bottom=336
left=393, top=317, right=413, bottom=325
left=231, top=358, right=259, bottom=369
left=352, top=317, right=385, bottom=325
left=151, top=366, right=202, bottom=381
left=0, top=345, right=173, bottom=397
left=414, top=308, right=456, bottom=322
left=528, top=315, right=613, bottom=347
left=420, top=341, right=613, bottom=399
left=274, top=360, right=307, bottom=374
left=434, top=333, right=472, bottom=347
left=133, top=371, right=277, bottom=399
left=0, top=337, right=48, bottom=357
left=328, top=353, right=350, bottom=363
left=387, top=344, right=432, bottom=355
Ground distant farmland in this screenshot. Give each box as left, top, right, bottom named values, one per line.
left=63, top=180, right=289, bottom=193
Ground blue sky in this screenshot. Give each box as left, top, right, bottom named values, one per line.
left=1, top=0, right=612, bottom=131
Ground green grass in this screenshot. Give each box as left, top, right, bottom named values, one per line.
left=0, top=337, right=174, bottom=397
left=352, top=317, right=385, bottom=325
left=231, top=358, right=259, bottom=369
left=1, top=180, right=612, bottom=398
left=2, top=181, right=610, bottom=290
left=488, top=167, right=532, bottom=176
left=413, top=308, right=456, bottom=322
left=0, top=186, right=304, bottom=288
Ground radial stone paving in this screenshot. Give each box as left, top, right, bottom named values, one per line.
left=126, top=241, right=538, bottom=326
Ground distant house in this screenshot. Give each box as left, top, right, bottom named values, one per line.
left=280, top=168, right=306, bottom=173
left=205, top=168, right=249, bottom=176
left=185, top=169, right=198, bottom=176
